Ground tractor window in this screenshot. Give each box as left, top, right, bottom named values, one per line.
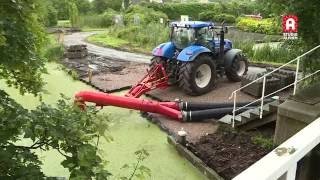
left=197, top=27, right=213, bottom=41
left=171, top=27, right=196, bottom=49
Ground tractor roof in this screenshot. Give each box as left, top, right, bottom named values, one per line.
left=170, top=21, right=214, bottom=28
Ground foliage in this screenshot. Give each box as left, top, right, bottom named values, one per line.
left=109, top=23, right=170, bottom=51
left=87, top=32, right=129, bottom=49
left=142, top=2, right=257, bottom=20
left=252, top=135, right=274, bottom=150
left=261, top=0, right=320, bottom=75
left=119, top=149, right=151, bottom=180
left=0, top=91, right=111, bottom=179
left=44, top=35, right=65, bottom=62
left=199, top=11, right=237, bottom=23
left=233, top=40, right=301, bottom=64
left=76, top=0, right=92, bottom=15
left=236, top=17, right=281, bottom=35
left=91, top=0, right=122, bottom=13
left=69, top=1, right=80, bottom=28
left=0, top=0, right=47, bottom=95
left=79, top=9, right=117, bottom=28
left=124, top=5, right=168, bottom=25
left=50, top=0, right=70, bottom=20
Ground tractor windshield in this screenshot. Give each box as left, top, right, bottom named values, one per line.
left=171, top=27, right=196, bottom=49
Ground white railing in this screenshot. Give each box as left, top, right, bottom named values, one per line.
left=230, top=45, right=320, bottom=128
left=233, top=117, right=320, bottom=180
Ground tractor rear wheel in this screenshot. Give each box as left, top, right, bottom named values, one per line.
left=225, top=55, right=248, bottom=82
left=178, top=54, right=216, bottom=96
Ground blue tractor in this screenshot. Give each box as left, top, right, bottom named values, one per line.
left=151, top=21, right=248, bottom=96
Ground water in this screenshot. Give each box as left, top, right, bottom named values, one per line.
left=1, top=63, right=206, bottom=180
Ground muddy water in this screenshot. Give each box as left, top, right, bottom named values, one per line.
left=1, top=63, right=206, bottom=180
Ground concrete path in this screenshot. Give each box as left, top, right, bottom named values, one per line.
left=63, top=32, right=152, bottom=63
left=63, top=32, right=266, bottom=74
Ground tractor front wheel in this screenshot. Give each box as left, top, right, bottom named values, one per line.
left=225, top=55, right=248, bottom=82
left=178, top=55, right=216, bottom=96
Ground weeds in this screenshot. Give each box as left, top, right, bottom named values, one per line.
left=252, top=135, right=274, bottom=150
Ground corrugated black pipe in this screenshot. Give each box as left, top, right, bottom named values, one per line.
left=182, top=106, right=256, bottom=122
left=180, top=98, right=274, bottom=111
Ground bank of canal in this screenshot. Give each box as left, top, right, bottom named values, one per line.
left=1, top=63, right=206, bottom=179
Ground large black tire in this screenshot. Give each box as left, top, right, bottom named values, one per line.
left=150, top=57, right=177, bottom=85
left=225, top=55, right=248, bottom=82
left=178, top=54, right=217, bottom=96
left=150, top=56, right=165, bottom=68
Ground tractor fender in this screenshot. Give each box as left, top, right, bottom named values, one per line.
left=177, top=45, right=212, bottom=62
left=152, top=42, right=175, bottom=59
left=224, top=49, right=243, bottom=68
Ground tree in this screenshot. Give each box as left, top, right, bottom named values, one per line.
left=69, top=0, right=80, bottom=27
left=0, top=0, right=110, bottom=179
left=76, top=0, right=92, bottom=15
left=259, top=0, right=320, bottom=75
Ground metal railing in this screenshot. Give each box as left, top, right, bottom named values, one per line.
left=229, top=45, right=320, bottom=128
left=233, top=117, right=320, bottom=180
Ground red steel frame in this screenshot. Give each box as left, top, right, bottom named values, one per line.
left=75, top=63, right=184, bottom=121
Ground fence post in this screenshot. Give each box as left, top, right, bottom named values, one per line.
left=293, top=57, right=300, bottom=95
left=260, top=77, right=266, bottom=119
left=232, top=92, right=237, bottom=128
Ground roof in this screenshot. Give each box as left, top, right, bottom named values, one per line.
left=170, top=21, right=214, bottom=28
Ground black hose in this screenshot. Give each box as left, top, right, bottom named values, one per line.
left=182, top=106, right=256, bottom=122
left=180, top=98, right=274, bottom=111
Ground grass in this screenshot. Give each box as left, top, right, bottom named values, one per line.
left=86, top=31, right=152, bottom=54
left=87, top=32, right=129, bottom=49
left=252, top=135, right=274, bottom=150
left=57, top=20, right=71, bottom=28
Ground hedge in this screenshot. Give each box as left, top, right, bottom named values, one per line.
left=124, top=5, right=168, bottom=25
left=141, top=2, right=256, bottom=20
left=236, top=17, right=281, bottom=35
left=199, top=12, right=236, bottom=23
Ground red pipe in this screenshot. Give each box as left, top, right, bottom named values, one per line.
left=75, top=91, right=182, bottom=121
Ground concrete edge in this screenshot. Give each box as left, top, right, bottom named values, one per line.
left=142, top=112, right=223, bottom=180
left=167, top=136, right=224, bottom=180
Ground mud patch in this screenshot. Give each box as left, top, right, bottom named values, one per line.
left=63, top=54, right=148, bottom=92
left=145, top=113, right=218, bottom=143
left=188, top=127, right=271, bottom=180
left=147, top=78, right=256, bottom=103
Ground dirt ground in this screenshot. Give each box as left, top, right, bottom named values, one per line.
left=188, top=126, right=271, bottom=180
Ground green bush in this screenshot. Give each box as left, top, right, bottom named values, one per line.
left=45, top=6, right=58, bottom=27
left=199, top=11, right=235, bottom=23
left=79, top=8, right=117, bottom=28
left=213, top=13, right=236, bottom=23
left=236, top=17, right=281, bottom=35
left=199, top=11, right=216, bottom=21
left=108, top=23, right=170, bottom=50
left=124, top=5, right=168, bottom=25
left=142, top=2, right=256, bottom=20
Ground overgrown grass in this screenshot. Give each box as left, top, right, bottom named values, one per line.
left=252, top=135, right=274, bottom=150
left=44, top=34, right=64, bottom=62
left=87, top=23, right=170, bottom=54
left=87, top=32, right=129, bottom=49
left=57, top=20, right=71, bottom=28
left=233, top=40, right=300, bottom=64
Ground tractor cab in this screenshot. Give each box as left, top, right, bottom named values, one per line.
left=170, top=21, right=232, bottom=53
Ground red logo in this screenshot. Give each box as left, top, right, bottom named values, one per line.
left=282, top=15, right=298, bottom=33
